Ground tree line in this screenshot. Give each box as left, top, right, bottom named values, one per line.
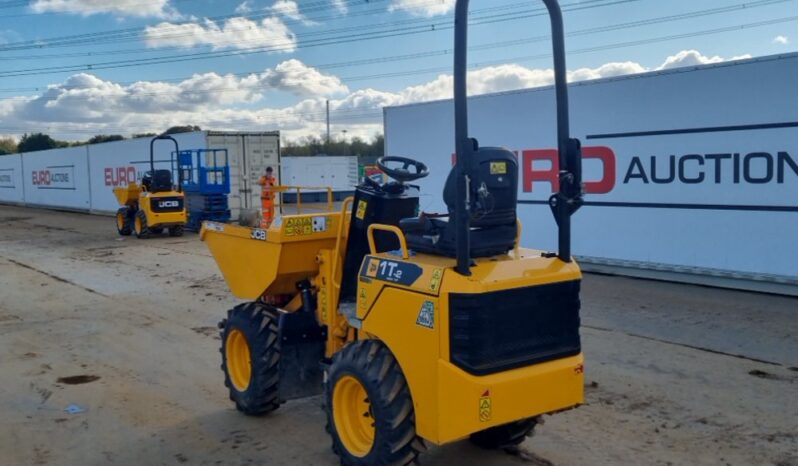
left=282, top=134, right=384, bottom=157
left=0, top=126, right=202, bottom=155
left=0, top=128, right=385, bottom=158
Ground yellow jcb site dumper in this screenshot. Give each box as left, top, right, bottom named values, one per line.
left=201, top=1, right=586, bottom=463
left=113, top=135, right=187, bottom=239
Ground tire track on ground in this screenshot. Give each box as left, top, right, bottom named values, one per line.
left=5, top=258, right=109, bottom=298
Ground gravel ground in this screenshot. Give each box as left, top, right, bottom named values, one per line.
left=0, top=204, right=795, bottom=466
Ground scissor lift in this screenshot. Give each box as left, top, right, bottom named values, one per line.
left=175, top=149, right=232, bottom=231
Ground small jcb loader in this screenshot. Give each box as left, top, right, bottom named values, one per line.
left=201, top=1, right=585, bottom=463
left=113, top=135, right=187, bottom=239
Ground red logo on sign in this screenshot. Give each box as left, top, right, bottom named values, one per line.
left=104, top=166, right=137, bottom=186
left=523, top=146, right=616, bottom=194
left=32, top=170, right=51, bottom=186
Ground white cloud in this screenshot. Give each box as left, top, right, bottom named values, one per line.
left=773, top=35, right=790, bottom=45
left=30, top=0, right=177, bottom=18
left=0, top=50, right=753, bottom=141
left=569, top=61, right=647, bottom=81
left=655, top=50, right=751, bottom=70
left=271, top=0, right=315, bottom=25
left=392, top=61, right=647, bottom=103
left=261, top=59, right=349, bottom=96
left=144, top=16, right=296, bottom=51
left=235, top=1, right=253, bottom=14
left=0, top=59, right=347, bottom=137
left=389, top=0, right=455, bottom=17
left=331, top=0, right=348, bottom=14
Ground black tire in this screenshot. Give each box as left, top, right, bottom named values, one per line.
left=324, top=340, right=424, bottom=465
left=469, top=418, right=537, bottom=450
left=168, top=225, right=184, bottom=237
left=150, top=227, right=164, bottom=235
left=116, top=207, right=132, bottom=236
left=219, top=302, right=281, bottom=415
left=134, top=210, right=151, bottom=239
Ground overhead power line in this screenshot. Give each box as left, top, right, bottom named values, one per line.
left=0, top=0, right=656, bottom=78
left=2, top=12, right=793, bottom=120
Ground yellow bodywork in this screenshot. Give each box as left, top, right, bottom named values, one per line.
left=113, top=183, right=140, bottom=206
left=201, top=202, right=584, bottom=446
left=113, top=182, right=187, bottom=228
left=356, top=250, right=583, bottom=444
left=200, top=211, right=346, bottom=297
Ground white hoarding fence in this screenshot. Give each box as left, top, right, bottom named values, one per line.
left=384, top=53, right=798, bottom=293
left=0, top=131, right=284, bottom=221
left=0, top=154, right=24, bottom=204
left=21, top=146, right=91, bottom=210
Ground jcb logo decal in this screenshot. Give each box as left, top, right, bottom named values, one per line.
left=158, top=200, right=179, bottom=208
left=250, top=229, right=267, bottom=241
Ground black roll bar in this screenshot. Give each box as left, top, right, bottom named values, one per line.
left=453, top=0, right=583, bottom=275
left=150, top=134, right=182, bottom=193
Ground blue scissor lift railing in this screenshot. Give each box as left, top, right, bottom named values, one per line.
left=173, top=149, right=232, bottom=231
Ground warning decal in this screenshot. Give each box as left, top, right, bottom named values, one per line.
left=490, top=161, right=507, bottom=175
left=429, top=268, right=443, bottom=292
left=356, top=200, right=368, bottom=220
left=285, top=217, right=313, bottom=236
left=416, top=301, right=434, bottom=329
left=479, top=390, right=492, bottom=422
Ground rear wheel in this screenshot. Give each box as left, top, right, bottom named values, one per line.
left=324, top=340, right=424, bottom=465
left=469, top=418, right=537, bottom=450
left=219, top=302, right=281, bottom=415
left=168, top=225, right=184, bottom=237
left=134, top=210, right=151, bottom=239
left=116, top=208, right=132, bottom=236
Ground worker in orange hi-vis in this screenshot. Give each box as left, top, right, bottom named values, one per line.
left=257, top=166, right=276, bottom=228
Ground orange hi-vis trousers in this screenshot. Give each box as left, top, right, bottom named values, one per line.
left=258, top=175, right=276, bottom=228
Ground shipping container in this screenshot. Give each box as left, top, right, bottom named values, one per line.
left=384, top=52, right=798, bottom=295
left=205, top=131, right=280, bottom=221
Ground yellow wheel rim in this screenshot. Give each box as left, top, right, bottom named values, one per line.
left=333, top=375, right=375, bottom=457
left=134, top=216, right=142, bottom=234
left=117, top=213, right=125, bottom=230
left=225, top=329, right=251, bottom=391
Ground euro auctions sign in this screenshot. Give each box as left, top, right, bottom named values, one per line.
left=31, top=165, right=75, bottom=190
left=524, top=146, right=798, bottom=198
left=520, top=122, right=798, bottom=212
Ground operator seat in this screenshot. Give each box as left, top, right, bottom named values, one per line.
left=141, top=170, right=174, bottom=193
left=400, top=146, right=519, bottom=258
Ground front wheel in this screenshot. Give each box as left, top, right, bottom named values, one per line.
left=219, top=302, right=281, bottom=415
left=116, top=208, right=132, bottom=236
left=324, top=340, right=424, bottom=465
left=134, top=210, right=151, bottom=239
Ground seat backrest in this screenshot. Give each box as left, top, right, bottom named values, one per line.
left=443, top=147, right=518, bottom=227
left=150, top=169, right=174, bottom=193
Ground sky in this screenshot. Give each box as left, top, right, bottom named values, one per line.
left=0, top=0, right=795, bottom=142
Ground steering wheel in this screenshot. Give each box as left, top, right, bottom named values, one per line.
left=376, top=156, right=429, bottom=183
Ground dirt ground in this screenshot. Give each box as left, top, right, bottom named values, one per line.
left=0, top=204, right=796, bottom=466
